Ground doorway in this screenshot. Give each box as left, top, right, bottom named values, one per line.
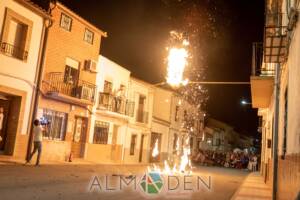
left=0, top=99, right=10, bottom=152
left=71, top=116, right=87, bottom=158
left=139, top=134, right=144, bottom=162
left=149, top=132, right=162, bottom=162
left=111, top=125, right=119, bottom=161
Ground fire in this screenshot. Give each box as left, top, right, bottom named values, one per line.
left=166, top=47, right=189, bottom=87
left=149, top=135, right=192, bottom=175
left=179, top=136, right=191, bottom=173
left=152, top=139, right=159, bottom=158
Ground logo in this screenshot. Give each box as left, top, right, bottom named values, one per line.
left=140, top=172, right=163, bottom=194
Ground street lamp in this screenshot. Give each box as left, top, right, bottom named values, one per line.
left=240, top=100, right=252, bottom=105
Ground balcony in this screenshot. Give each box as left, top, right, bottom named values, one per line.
left=264, top=0, right=287, bottom=63
left=44, top=72, right=96, bottom=105
left=0, top=42, right=28, bottom=61
left=250, top=43, right=274, bottom=109
left=98, top=92, right=135, bottom=117
left=136, top=109, right=148, bottom=124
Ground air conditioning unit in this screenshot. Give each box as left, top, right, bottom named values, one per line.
left=85, top=60, right=98, bottom=72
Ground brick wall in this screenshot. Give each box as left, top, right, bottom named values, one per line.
left=43, top=5, right=101, bottom=81
left=277, top=154, right=300, bottom=200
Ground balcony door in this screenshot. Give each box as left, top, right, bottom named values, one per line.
left=64, top=58, right=79, bottom=85
left=137, top=95, right=146, bottom=122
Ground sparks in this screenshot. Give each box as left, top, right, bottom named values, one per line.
left=166, top=47, right=188, bottom=86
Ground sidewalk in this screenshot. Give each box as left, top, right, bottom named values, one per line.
left=231, top=172, right=272, bottom=200
left=0, top=155, right=150, bottom=166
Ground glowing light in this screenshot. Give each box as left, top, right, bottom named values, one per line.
left=179, top=136, right=191, bottom=173
left=152, top=139, right=159, bottom=158
left=148, top=136, right=192, bottom=175
left=166, top=48, right=188, bottom=86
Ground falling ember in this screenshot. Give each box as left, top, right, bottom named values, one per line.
left=166, top=47, right=188, bottom=86
left=152, top=139, right=159, bottom=158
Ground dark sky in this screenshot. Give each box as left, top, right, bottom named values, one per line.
left=33, top=0, right=264, bottom=137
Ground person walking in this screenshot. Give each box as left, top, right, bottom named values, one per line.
left=26, top=119, right=43, bottom=166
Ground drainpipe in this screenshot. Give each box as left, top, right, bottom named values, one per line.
left=26, top=18, right=52, bottom=161
left=272, top=63, right=280, bottom=200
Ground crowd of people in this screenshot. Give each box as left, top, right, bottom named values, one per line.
left=192, top=149, right=258, bottom=171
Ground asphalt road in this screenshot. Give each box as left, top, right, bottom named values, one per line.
left=0, top=163, right=248, bottom=200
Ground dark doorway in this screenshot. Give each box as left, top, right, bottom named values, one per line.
left=0, top=99, right=10, bottom=152
left=139, top=134, right=144, bottom=162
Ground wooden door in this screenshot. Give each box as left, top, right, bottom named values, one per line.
left=71, top=117, right=87, bottom=158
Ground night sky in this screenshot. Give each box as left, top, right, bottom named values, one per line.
left=33, top=0, right=264, bottom=137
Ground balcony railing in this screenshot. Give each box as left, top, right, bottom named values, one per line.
left=136, top=109, right=148, bottom=124
left=46, top=72, right=96, bottom=103
left=98, top=92, right=135, bottom=117
left=264, top=0, right=288, bottom=63
left=252, top=42, right=275, bottom=77
left=0, top=42, right=28, bottom=61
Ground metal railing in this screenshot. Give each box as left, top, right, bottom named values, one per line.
left=265, top=13, right=287, bottom=37
left=252, top=43, right=275, bottom=76
left=136, top=109, right=148, bottom=124
left=98, top=92, right=135, bottom=117
left=46, top=72, right=96, bottom=103
left=0, top=42, right=28, bottom=61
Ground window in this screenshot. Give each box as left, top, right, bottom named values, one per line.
left=130, top=134, right=137, bottom=155
left=0, top=8, right=32, bottom=61
left=173, top=133, right=178, bottom=152
left=175, top=106, right=180, bottom=121
left=60, top=13, right=72, bottom=31
left=93, top=121, right=109, bottom=144
left=41, top=109, right=67, bottom=140
left=64, top=58, right=79, bottom=84
left=103, top=80, right=113, bottom=93
left=84, top=28, right=94, bottom=44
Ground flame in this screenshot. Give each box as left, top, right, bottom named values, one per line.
left=166, top=48, right=188, bottom=86
left=152, top=139, right=159, bottom=158
left=179, top=136, right=191, bottom=173
left=149, top=135, right=192, bottom=175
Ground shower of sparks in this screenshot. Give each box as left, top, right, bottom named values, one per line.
left=166, top=47, right=189, bottom=86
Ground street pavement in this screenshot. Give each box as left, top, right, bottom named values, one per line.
left=0, top=161, right=249, bottom=200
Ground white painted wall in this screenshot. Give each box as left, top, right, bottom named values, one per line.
left=0, top=0, right=44, bottom=135
left=96, top=55, right=131, bottom=96
left=280, top=4, right=300, bottom=154
left=128, top=78, right=154, bottom=127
